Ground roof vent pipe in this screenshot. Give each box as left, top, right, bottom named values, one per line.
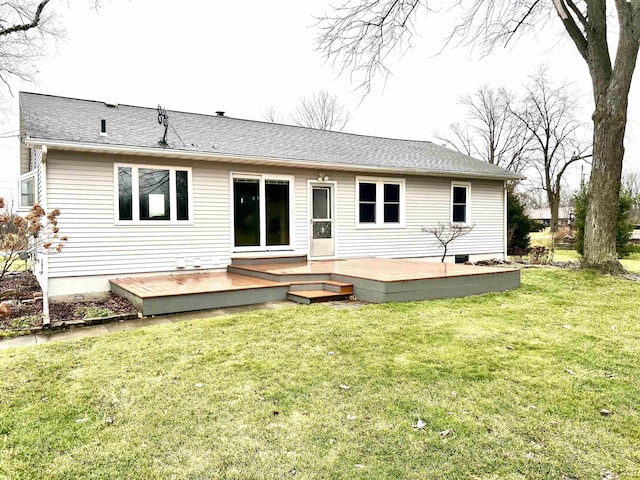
left=216, top=111, right=225, bottom=117
left=100, top=119, right=107, bottom=136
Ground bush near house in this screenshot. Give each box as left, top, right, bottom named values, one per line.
left=0, top=197, right=68, bottom=282
left=507, top=190, right=544, bottom=254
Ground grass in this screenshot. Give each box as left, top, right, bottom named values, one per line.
left=1, top=269, right=639, bottom=479
left=528, top=231, right=640, bottom=272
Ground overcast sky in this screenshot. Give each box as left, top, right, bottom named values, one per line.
left=1, top=0, right=638, bottom=202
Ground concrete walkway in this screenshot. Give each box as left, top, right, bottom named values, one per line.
left=0, top=299, right=369, bottom=350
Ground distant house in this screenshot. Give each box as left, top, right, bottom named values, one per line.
left=18, top=92, right=522, bottom=301
left=525, top=207, right=574, bottom=229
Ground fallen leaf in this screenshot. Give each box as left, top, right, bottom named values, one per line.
left=439, top=429, right=452, bottom=437
left=565, top=369, right=576, bottom=376
left=412, top=418, right=426, bottom=430
left=340, top=384, right=351, bottom=390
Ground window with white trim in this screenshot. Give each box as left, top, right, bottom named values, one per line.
left=451, top=183, right=470, bottom=223
left=356, top=177, right=404, bottom=226
left=18, top=171, right=37, bottom=209
left=115, top=164, right=192, bottom=222
left=232, top=173, right=293, bottom=250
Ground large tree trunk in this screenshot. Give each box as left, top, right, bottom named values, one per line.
left=582, top=101, right=627, bottom=273
left=579, top=1, right=639, bottom=273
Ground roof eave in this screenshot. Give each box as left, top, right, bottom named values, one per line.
left=23, top=138, right=525, bottom=181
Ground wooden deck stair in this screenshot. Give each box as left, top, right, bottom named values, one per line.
left=286, top=280, right=353, bottom=304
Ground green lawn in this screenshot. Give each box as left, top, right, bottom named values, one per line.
left=1, top=269, right=639, bottom=479
left=528, top=232, right=640, bottom=272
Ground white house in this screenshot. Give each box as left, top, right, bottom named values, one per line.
left=17, top=92, right=522, bottom=303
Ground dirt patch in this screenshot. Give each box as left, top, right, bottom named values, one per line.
left=49, top=295, right=137, bottom=322
left=473, top=258, right=581, bottom=269
left=1, top=271, right=137, bottom=331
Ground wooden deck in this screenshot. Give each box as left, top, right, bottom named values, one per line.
left=229, top=258, right=513, bottom=282
left=111, top=272, right=283, bottom=299
left=110, top=258, right=520, bottom=316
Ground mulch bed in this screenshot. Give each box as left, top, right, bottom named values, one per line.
left=1, top=271, right=138, bottom=331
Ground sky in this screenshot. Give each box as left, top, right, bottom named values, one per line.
left=0, top=0, right=638, bottom=203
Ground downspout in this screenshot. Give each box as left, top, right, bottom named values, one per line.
left=40, top=145, right=50, bottom=326
left=503, top=181, right=508, bottom=261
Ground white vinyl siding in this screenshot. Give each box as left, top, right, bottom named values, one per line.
left=44, top=151, right=506, bottom=287
left=45, top=153, right=312, bottom=280
left=335, top=174, right=504, bottom=259
left=46, top=153, right=232, bottom=278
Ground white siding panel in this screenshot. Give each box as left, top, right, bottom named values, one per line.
left=47, top=152, right=233, bottom=278
left=45, top=150, right=506, bottom=287
left=335, top=175, right=505, bottom=259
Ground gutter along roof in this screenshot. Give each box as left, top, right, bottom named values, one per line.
left=20, top=92, right=523, bottom=181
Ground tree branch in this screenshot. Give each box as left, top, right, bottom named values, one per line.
left=552, top=0, right=588, bottom=61
left=0, top=0, right=50, bottom=37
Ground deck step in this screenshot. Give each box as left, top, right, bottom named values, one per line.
left=288, top=281, right=353, bottom=294
left=287, top=290, right=352, bottom=305
left=231, top=254, right=308, bottom=265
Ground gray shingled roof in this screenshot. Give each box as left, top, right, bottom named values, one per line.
left=20, top=92, right=521, bottom=180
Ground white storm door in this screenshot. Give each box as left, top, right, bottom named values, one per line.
left=310, top=185, right=335, bottom=257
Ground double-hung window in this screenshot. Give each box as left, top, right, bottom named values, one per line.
left=356, top=177, right=404, bottom=227
left=115, top=164, right=192, bottom=223
left=18, top=172, right=37, bottom=209
left=451, top=182, right=470, bottom=224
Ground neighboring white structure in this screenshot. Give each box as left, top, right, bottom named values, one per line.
left=18, top=92, right=522, bottom=301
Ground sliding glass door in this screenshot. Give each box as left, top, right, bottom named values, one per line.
left=233, top=175, right=292, bottom=250
left=233, top=179, right=260, bottom=247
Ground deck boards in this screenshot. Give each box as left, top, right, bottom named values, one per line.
left=232, top=258, right=515, bottom=282
left=110, top=257, right=520, bottom=315
left=110, top=272, right=284, bottom=299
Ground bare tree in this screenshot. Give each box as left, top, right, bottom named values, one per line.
left=291, top=90, right=351, bottom=131
left=436, top=85, right=529, bottom=173
left=422, top=222, right=475, bottom=262
left=317, top=1, right=640, bottom=274
left=512, top=68, right=590, bottom=232
left=0, top=0, right=59, bottom=95
left=262, top=104, right=284, bottom=124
